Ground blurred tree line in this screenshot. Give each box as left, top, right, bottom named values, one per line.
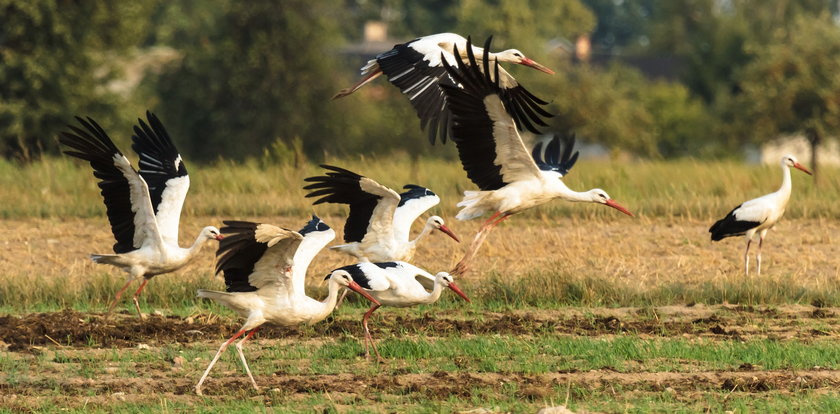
left=2, top=0, right=840, bottom=165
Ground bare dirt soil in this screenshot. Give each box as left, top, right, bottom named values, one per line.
left=3, top=304, right=838, bottom=352
left=2, top=305, right=839, bottom=411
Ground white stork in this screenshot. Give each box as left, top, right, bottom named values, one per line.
left=195, top=216, right=380, bottom=395
left=333, top=33, right=554, bottom=144
left=709, top=155, right=812, bottom=275
left=303, top=164, right=460, bottom=262
left=330, top=261, right=470, bottom=362
left=59, top=112, right=223, bottom=317
left=439, top=38, right=634, bottom=275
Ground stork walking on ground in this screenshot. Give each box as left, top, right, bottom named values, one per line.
left=304, top=164, right=460, bottom=262
left=333, top=33, right=554, bottom=145
left=439, top=38, right=634, bottom=275
left=330, top=261, right=470, bottom=362
left=195, top=217, right=380, bottom=395
left=59, top=112, right=223, bottom=318
left=709, top=155, right=812, bottom=275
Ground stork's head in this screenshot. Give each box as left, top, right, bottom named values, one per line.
left=428, top=216, right=460, bottom=242
left=493, top=49, right=555, bottom=75
left=435, top=272, right=471, bottom=302
left=201, top=226, right=224, bottom=241
left=782, top=154, right=813, bottom=175
left=588, top=189, right=634, bottom=217
left=327, top=269, right=380, bottom=305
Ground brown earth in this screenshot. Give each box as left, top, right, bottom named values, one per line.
left=2, top=304, right=839, bottom=352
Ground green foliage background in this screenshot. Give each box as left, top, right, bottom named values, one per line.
left=2, top=0, right=840, bottom=163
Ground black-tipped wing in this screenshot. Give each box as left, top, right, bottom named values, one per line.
left=131, top=112, right=189, bottom=246
left=377, top=40, right=458, bottom=145
left=59, top=117, right=162, bottom=254
left=328, top=262, right=391, bottom=291
left=216, top=221, right=303, bottom=292
left=532, top=134, right=580, bottom=177
left=709, top=205, right=763, bottom=241
left=392, top=185, right=441, bottom=242
left=303, top=165, right=400, bottom=244
left=377, top=34, right=551, bottom=145
left=440, top=37, right=543, bottom=191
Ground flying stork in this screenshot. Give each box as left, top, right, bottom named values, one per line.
left=303, top=164, right=460, bottom=262
left=439, top=38, right=635, bottom=275
left=59, top=112, right=223, bottom=318
left=333, top=33, right=555, bottom=145
left=329, top=261, right=470, bottom=362
left=195, top=216, right=380, bottom=395
left=709, top=155, right=812, bottom=275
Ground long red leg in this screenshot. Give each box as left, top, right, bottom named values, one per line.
left=107, top=278, right=136, bottom=315
left=332, top=69, right=383, bottom=99
left=195, top=329, right=247, bottom=395
left=452, top=212, right=511, bottom=276
left=235, top=327, right=261, bottom=390
left=362, top=304, right=382, bottom=362
left=131, top=279, right=150, bottom=319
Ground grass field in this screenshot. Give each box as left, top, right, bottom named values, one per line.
left=2, top=156, right=840, bottom=412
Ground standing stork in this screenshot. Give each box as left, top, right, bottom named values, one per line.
left=195, top=216, right=380, bottom=395
left=303, top=164, right=460, bottom=262
left=59, top=112, right=223, bottom=317
left=709, top=155, right=812, bottom=275
left=439, top=38, right=634, bottom=275
left=333, top=33, right=554, bottom=145
left=329, top=261, right=470, bottom=362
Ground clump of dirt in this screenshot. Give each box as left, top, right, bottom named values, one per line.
left=0, top=310, right=232, bottom=351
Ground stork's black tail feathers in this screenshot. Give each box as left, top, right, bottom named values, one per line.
left=709, top=206, right=760, bottom=241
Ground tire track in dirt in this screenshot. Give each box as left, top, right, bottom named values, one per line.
left=3, top=306, right=839, bottom=351
left=3, top=370, right=839, bottom=399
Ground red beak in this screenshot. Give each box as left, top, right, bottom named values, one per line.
left=448, top=282, right=471, bottom=303
left=520, top=58, right=555, bottom=75
left=793, top=162, right=813, bottom=176
left=437, top=225, right=461, bottom=243
left=214, top=234, right=225, bottom=241
left=605, top=199, right=634, bottom=217
left=346, top=281, right=381, bottom=306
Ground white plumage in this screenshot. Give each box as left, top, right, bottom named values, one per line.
left=438, top=38, right=634, bottom=275
left=194, top=217, right=380, bottom=395
left=709, top=154, right=813, bottom=275
left=333, top=261, right=470, bottom=362
left=59, top=112, right=222, bottom=318
left=304, top=165, right=460, bottom=262
left=333, top=33, right=554, bottom=145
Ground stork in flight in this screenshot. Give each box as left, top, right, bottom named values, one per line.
left=439, top=38, right=634, bottom=275
left=333, top=33, right=554, bottom=145
left=303, top=164, right=460, bottom=262
left=709, top=155, right=812, bottom=275
left=195, top=217, right=380, bottom=395
left=59, top=112, right=223, bottom=318
left=329, top=261, right=470, bottom=362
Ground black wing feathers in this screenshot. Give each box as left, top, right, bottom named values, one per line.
left=303, top=165, right=378, bottom=243
left=59, top=117, right=137, bottom=254
left=377, top=41, right=457, bottom=145
left=131, top=111, right=186, bottom=214
left=709, top=206, right=762, bottom=241
left=440, top=37, right=507, bottom=191
left=532, top=134, right=580, bottom=176
left=215, top=221, right=265, bottom=292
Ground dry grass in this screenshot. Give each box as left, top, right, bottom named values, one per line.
left=1, top=155, right=839, bottom=220
left=2, top=155, right=839, bottom=311
left=2, top=213, right=839, bottom=311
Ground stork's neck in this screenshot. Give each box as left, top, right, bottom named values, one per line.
left=549, top=179, right=592, bottom=203
left=420, top=279, right=446, bottom=305
left=409, top=220, right=435, bottom=247
left=183, top=232, right=209, bottom=262
left=313, top=279, right=343, bottom=321
left=777, top=163, right=793, bottom=200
